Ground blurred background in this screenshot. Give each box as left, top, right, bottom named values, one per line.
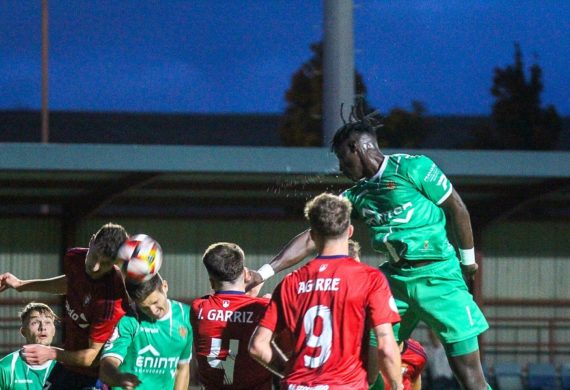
left=1, top=1, right=570, bottom=388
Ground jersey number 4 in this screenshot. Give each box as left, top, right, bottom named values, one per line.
left=303, top=305, right=333, bottom=368
left=207, top=338, right=239, bottom=385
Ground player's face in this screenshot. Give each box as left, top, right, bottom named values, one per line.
left=21, top=311, right=56, bottom=346
left=137, top=289, right=169, bottom=320
left=85, top=243, right=118, bottom=279
left=335, top=139, right=365, bottom=181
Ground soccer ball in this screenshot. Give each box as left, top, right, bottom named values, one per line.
left=117, top=234, right=163, bottom=283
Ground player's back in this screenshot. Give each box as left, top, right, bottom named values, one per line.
left=191, top=292, right=272, bottom=390
left=268, top=255, right=398, bottom=389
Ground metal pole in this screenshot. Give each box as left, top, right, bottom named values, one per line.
left=41, top=0, right=49, bottom=143
left=323, top=0, right=355, bottom=147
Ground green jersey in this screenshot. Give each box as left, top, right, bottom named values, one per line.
left=0, top=351, right=55, bottom=390
left=343, top=154, right=456, bottom=262
left=101, top=299, right=193, bottom=390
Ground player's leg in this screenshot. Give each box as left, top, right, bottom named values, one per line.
left=402, top=260, right=491, bottom=389
left=446, top=344, right=488, bottom=389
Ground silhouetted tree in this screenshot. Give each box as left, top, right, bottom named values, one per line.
left=378, top=101, right=431, bottom=148
left=278, top=42, right=369, bottom=147
left=469, top=43, right=560, bottom=149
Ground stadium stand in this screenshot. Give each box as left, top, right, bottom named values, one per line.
left=527, top=362, right=558, bottom=390
left=561, top=363, right=570, bottom=390
left=494, top=362, right=524, bottom=390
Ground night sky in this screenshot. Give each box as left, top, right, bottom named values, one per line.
left=1, top=1, right=569, bottom=115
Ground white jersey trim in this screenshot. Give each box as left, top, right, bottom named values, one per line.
left=100, top=352, right=125, bottom=363
left=436, top=184, right=453, bottom=206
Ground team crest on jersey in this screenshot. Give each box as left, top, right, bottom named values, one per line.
left=319, top=264, right=328, bottom=272
left=222, top=300, right=230, bottom=308
left=386, top=181, right=396, bottom=190
left=83, top=294, right=91, bottom=306
left=179, top=326, right=187, bottom=338
left=423, top=240, right=429, bottom=250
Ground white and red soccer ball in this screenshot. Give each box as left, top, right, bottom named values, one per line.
left=117, top=234, right=163, bottom=283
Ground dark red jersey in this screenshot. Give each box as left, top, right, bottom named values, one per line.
left=191, top=291, right=272, bottom=389
left=63, top=248, right=128, bottom=377
left=381, top=338, right=427, bottom=390
left=260, top=255, right=400, bottom=390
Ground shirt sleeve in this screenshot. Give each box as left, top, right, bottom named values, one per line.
left=406, top=155, right=453, bottom=206
left=90, top=296, right=127, bottom=344
left=366, top=269, right=400, bottom=327
left=101, top=316, right=137, bottom=362
left=178, top=305, right=194, bottom=364
left=258, top=280, right=284, bottom=332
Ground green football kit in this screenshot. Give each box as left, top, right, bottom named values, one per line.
left=0, top=351, right=55, bottom=389
left=343, top=154, right=488, bottom=351
left=101, top=299, right=193, bottom=390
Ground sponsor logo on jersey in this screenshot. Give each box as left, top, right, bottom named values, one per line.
left=65, top=299, right=89, bottom=329
left=222, top=300, right=230, bottom=308
left=104, top=327, right=121, bottom=350
left=178, top=326, right=187, bottom=338
left=318, top=264, right=328, bottom=272
left=140, top=327, right=159, bottom=333
left=287, top=385, right=329, bottom=390
left=135, top=345, right=180, bottom=373
left=386, top=181, right=396, bottom=190
left=361, top=202, right=414, bottom=226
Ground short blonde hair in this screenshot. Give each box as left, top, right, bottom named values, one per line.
left=19, top=302, right=58, bottom=325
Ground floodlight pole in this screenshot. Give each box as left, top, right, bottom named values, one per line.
left=41, top=0, right=49, bottom=143
left=323, top=0, right=355, bottom=147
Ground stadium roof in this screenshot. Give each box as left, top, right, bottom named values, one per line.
left=2, top=143, right=570, bottom=230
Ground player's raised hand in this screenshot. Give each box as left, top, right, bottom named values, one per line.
left=118, top=373, right=141, bottom=389
left=244, top=267, right=264, bottom=293
left=0, top=272, right=22, bottom=292
left=461, top=263, right=478, bottom=281
left=21, top=344, right=56, bottom=365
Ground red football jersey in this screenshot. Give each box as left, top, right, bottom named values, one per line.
left=260, top=255, right=400, bottom=390
left=381, top=338, right=427, bottom=390
left=191, top=291, right=273, bottom=389
left=63, top=248, right=129, bottom=377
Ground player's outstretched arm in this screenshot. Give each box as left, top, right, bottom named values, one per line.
left=441, top=189, right=478, bottom=278
left=249, top=325, right=284, bottom=378
left=174, top=362, right=190, bottom=390
left=100, top=356, right=141, bottom=390
left=247, top=229, right=316, bottom=291
left=22, top=340, right=104, bottom=368
left=0, top=273, right=67, bottom=294
left=373, top=323, right=403, bottom=390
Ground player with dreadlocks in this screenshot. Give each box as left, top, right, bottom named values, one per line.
left=251, top=102, right=492, bottom=389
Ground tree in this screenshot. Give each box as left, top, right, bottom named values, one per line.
left=470, top=43, right=561, bottom=150
left=278, top=42, right=368, bottom=147
left=378, top=101, right=431, bottom=148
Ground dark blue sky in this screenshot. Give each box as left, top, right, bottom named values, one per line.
left=1, top=1, right=569, bottom=115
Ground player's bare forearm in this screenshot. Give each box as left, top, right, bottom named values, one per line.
left=174, top=363, right=190, bottom=390
left=54, top=341, right=103, bottom=368
left=374, top=323, right=403, bottom=390
left=249, top=326, right=284, bottom=378
left=270, top=229, right=315, bottom=273
left=100, top=357, right=141, bottom=389
left=0, top=273, right=67, bottom=294
left=442, top=190, right=474, bottom=249
left=246, top=229, right=316, bottom=292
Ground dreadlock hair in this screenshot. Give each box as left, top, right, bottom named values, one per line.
left=330, top=101, right=383, bottom=153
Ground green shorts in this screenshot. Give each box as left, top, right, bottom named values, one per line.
left=380, top=258, right=488, bottom=346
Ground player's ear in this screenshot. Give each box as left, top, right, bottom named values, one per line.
left=161, top=280, right=169, bottom=294
left=347, top=224, right=354, bottom=238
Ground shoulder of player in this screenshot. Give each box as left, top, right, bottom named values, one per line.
left=0, top=350, right=19, bottom=365
left=63, top=248, right=87, bottom=271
